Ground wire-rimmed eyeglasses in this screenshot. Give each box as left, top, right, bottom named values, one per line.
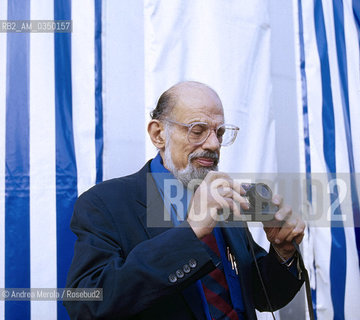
left=163, top=118, right=239, bottom=146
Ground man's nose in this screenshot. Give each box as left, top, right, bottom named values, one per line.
left=202, top=130, right=220, bottom=151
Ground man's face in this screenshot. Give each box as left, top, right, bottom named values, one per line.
left=161, top=85, right=224, bottom=184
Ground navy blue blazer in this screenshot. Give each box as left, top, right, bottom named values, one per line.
left=64, top=161, right=303, bottom=319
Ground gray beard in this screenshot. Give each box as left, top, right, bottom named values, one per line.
left=163, top=143, right=219, bottom=187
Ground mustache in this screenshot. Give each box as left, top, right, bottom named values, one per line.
left=188, top=150, right=219, bottom=166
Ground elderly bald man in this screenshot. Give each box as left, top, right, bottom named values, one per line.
left=65, top=81, right=304, bottom=320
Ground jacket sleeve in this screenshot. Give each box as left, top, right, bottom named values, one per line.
left=64, top=189, right=214, bottom=319
left=248, top=231, right=304, bottom=311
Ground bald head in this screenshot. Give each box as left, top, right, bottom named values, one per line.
left=150, top=81, right=223, bottom=120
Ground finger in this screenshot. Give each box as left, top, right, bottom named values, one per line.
left=207, top=173, right=246, bottom=196
left=217, top=186, right=233, bottom=197
left=285, top=219, right=305, bottom=243
left=227, top=198, right=241, bottom=217
left=231, top=179, right=246, bottom=196
left=274, top=204, right=292, bottom=222
left=230, top=191, right=250, bottom=210
left=217, top=196, right=241, bottom=214
left=274, top=218, right=298, bottom=244
left=272, top=194, right=283, bottom=207
left=210, top=198, right=241, bottom=222
left=263, top=226, right=280, bottom=243
left=262, top=218, right=283, bottom=229
left=213, top=186, right=249, bottom=211
left=285, top=228, right=305, bottom=244
left=293, top=232, right=305, bottom=245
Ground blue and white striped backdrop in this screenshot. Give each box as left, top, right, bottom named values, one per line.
left=0, top=0, right=103, bottom=319
left=296, top=0, right=360, bottom=319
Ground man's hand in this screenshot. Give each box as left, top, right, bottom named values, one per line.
left=187, top=171, right=250, bottom=239
left=263, top=195, right=305, bottom=260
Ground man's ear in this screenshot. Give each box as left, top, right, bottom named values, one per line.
left=147, top=120, right=166, bottom=149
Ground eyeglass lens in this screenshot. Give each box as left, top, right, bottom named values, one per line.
left=188, top=123, right=237, bottom=146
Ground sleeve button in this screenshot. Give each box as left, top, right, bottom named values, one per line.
left=168, top=273, right=177, bottom=283
left=176, top=269, right=184, bottom=278
left=183, top=264, right=191, bottom=273
left=189, top=258, right=197, bottom=268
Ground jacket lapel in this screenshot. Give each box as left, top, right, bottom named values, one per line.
left=135, top=161, right=173, bottom=238
left=134, top=160, right=206, bottom=319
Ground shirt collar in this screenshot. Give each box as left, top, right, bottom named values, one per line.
left=150, top=152, right=190, bottom=225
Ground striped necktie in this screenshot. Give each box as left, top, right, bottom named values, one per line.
left=201, top=232, right=239, bottom=320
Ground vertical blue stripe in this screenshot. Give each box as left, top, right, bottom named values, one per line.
left=314, top=1, right=346, bottom=319
left=298, top=0, right=312, bottom=182
left=333, top=0, right=360, bottom=268
left=54, top=0, right=77, bottom=319
left=353, top=0, right=360, bottom=47
left=5, top=1, right=30, bottom=319
left=95, top=0, right=104, bottom=184
left=297, top=0, right=317, bottom=317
